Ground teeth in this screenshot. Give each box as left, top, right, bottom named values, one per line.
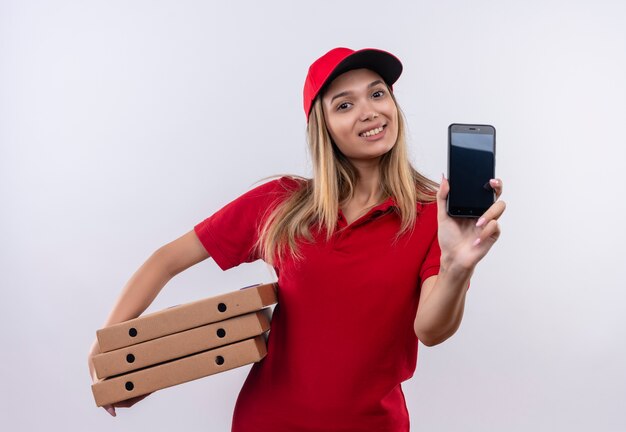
left=360, top=126, right=384, bottom=137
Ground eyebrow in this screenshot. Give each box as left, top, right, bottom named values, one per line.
left=329, top=79, right=385, bottom=104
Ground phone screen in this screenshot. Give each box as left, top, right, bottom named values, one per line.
left=447, top=124, right=496, bottom=217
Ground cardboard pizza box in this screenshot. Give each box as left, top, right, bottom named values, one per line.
left=96, top=283, right=277, bottom=352
left=93, top=310, right=271, bottom=379
left=92, top=335, right=267, bottom=407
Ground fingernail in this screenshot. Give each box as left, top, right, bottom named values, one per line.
left=106, top=407, right=116, bottom=417
left=490, top=179, right=499, bottom=185
left=476, top=217, right=485, bottom=227
left=472, top=238, right=481, bottom=246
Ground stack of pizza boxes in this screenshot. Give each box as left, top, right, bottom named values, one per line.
left=91, top=283, right=277, bottom=407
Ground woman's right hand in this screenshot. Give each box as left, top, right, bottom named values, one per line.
left=88, top=339, right=151, bottom=417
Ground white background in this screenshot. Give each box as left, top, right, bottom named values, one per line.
left=1, top=1, right=625, bottom=431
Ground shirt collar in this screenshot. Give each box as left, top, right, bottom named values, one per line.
left=370, top=197, right=425, bottom=216
left=373, top=196, right=398, bottom=213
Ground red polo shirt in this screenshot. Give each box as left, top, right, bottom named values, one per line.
left=194, top=177, right=441, bottom=432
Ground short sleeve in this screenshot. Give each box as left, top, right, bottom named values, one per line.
left=420, top=205, right=441, bottom=285
left=419, top=231, right=441, bottom=287
left=417, top=205, right=470, bottom=290
left=194, top=177, right=299, bottom=271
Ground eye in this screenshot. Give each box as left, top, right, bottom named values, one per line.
left=337, top=102, right=352, bottom=111
left=372, top=89, right=385, bottom=98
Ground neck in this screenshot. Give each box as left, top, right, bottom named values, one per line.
left=346, top=158, right=383, bottom=205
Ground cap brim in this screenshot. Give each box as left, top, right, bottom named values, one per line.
left=322, top=48, right=403, bottom=94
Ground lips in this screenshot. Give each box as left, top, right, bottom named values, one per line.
left=359, top=124, right=386, bottom=137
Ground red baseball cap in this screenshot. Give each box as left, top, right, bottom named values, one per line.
left=303, top=47, right=403, bottom=121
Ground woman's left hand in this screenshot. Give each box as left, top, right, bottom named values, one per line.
left=436, top=176, right=506, bottom=271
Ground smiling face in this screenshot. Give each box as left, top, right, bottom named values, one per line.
left=321, top=68, right=399, bottom=164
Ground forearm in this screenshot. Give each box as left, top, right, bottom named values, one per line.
left=88, top=247, right=173, bottom=376
left=93, top=231, right=208, bottom=340
left=89, top=231, right=209, bottom=388
left=414, top=260, right=472, bottom=346
left=101, top=247, right=174, bottom=327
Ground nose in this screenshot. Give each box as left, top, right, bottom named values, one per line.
left=359, top=106, right=379, bottom=122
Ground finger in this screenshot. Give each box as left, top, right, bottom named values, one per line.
left=474, top=219, right=501, bottom=246
left=114, top=393, right=151, bottom=408
left=475, top=200, right=506, bottom=227
left=115, top=399, right=136, bottom=408
left=489, top=178, right=503, bottom=200
left=436, top=174, right=449, bottom=219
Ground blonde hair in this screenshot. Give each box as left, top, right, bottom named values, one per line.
left=255, top=91, right=438, bottom=266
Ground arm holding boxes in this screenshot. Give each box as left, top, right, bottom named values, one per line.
left=87, top=230, right=210, bottom=416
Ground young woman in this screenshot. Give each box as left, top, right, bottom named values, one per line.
left=88, top=47, right=506, bottom=431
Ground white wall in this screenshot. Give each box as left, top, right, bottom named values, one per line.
left=1, top=1, right=625, bottom=430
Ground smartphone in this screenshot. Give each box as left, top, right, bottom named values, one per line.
left=447, top=123, right=496, bottom=218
